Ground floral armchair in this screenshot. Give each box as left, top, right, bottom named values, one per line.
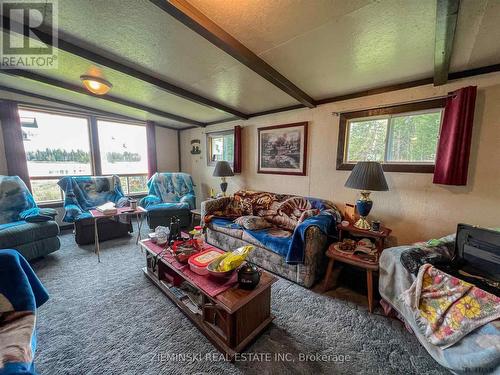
left=57, top=175, right=132, bottom=244
left=140, top=172, right=196, bottom=229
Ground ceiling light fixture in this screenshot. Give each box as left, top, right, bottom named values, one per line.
left=80, top=75, right=112, bottom=95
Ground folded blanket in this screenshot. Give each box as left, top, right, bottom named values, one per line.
left=401, top=264, right=500, bottom=349
left=0, top=249, right=49, bottom=375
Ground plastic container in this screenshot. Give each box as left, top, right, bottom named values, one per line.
left=188, top=248, right=225, bottom=275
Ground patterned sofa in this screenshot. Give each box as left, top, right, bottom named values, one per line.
left=201, top=190, right=341, bottom=288
left=140, top=172, right=196, bottom=229
left=58, top=175, right=132, bottom=245
left=0, top=176, right=60, bottom=260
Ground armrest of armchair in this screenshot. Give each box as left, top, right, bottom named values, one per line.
left=180, top=193, right=196, bottom=210
left=200, top=196, right=232, bottom=225
left=39, top=208, right=57, bottom=219
left=62, top=203, right=84, bottom=223
left=139, top=195, right=162, bottom=209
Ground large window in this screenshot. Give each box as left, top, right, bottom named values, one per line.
left=337, top=100, right=445, bottom=173
left=20, top=109, right=92, bottom=202
left=207, top=130, right=234, bottom=166
left=97, top=120, right=148, bottom=195
left=19, top=108, right=150, bottom=203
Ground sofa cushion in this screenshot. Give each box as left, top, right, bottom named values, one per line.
left=234, top=216, right=272, bottom=230
left=0, top=221, right=59, bottom=248
left=209, top=218, right=244, bottom=239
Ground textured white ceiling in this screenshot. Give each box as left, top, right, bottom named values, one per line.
left=0, top=0, right=499, bottom=126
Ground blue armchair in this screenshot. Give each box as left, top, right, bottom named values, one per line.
left=140, top=172, right=196, bottom=229
left=0, top=176, right=60, bottom=260
left=57, top=175, right=132, bottom=245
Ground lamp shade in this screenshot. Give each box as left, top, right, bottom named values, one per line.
left=213, top=161, right=234, bottom=177
left=344, top=162, right=388, bottom=191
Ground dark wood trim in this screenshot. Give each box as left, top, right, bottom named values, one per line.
left=205, top=117, right=240, bottom=126
left=1, top=70, right=206, bottom=127
left=448, top=63, right=500, bottom=80
left=434, top=0, right=460, bottom=86
left=38, top=201, right=63, bottom=208
left=0, top=85, right=185, bottom=130
left=257, top=122, right=308, bottom=176
left=1, top=15, right=248, bottom=120
left=336, top=99, right=445, bottom=174
left=177, top=130, right=182, bottom=172
left=150, top=0, right=315, bottom=108
left=249, top=104, right=306, bottom=118
left=316, top=78, right=435, bottom=106
left=89, top=116, right=102, bottom=176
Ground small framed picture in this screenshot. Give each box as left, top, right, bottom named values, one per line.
left=257, top=122, right=308, bottom=176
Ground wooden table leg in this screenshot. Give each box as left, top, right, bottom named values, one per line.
left=367, top=269, right=373, bottom=313
left=322, top=258, right=335, bottom=292
left=136, top=213, right=144, bottom=245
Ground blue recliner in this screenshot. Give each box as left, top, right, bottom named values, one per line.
left=58, top=175, right=132, bottom=245
left=140, top=172, right=196, bottom=229
left=0, top=176, right=60, bottom=260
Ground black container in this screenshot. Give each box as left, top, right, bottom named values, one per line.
left=238, top=263, right=261, bottom=290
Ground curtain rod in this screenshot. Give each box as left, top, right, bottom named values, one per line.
left=331, top=93, right=455, bottom=116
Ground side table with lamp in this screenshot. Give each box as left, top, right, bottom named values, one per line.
left=213, top=160, right=234, bottom=197
left=323, top=161, right=390, bottom=312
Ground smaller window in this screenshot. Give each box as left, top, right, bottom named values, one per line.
left=337, top=99, right=445, bottom=173
left=207, top=130, right=234, bottom=166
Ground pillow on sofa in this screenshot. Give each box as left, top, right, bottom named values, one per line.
left=298, top=209, right=320, bottom=223
left=234, top=216, right=272, bottom=230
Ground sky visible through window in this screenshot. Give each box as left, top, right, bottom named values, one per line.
left=20, top=109, right=92, bottom=177
left=98, top=120, right=148, bottom=174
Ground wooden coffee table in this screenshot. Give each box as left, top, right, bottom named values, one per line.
left=140, top=239, right=277, bottom=359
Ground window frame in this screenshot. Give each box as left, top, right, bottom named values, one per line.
left=336, top=99, right=446, bottom=173
left=18, top=105, right=150, bottom=205
left=206, top=129, right=235, bottom=167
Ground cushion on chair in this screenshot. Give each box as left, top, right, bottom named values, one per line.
left=0, top=221, right=60, bottom=248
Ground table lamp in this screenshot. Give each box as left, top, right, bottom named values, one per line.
left=213, top=160, right=234, bottom=196
left=344, top=161, right=388, bottom=230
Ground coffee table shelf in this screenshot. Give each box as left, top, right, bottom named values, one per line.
left=140, top=240, right=277, bottom=359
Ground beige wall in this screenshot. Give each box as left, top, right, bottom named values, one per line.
left=180, top=72, right=500, bottom=245
left=155, top=126, right=179, bottom=172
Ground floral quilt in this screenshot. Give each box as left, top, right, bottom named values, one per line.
left=402, top=264, right=500, bottom=348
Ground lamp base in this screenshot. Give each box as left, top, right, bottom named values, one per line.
left=354, top=217, right=371, bottom=230
left=220, top=179, right=228, bottom=197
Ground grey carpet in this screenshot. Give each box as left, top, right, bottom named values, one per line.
left=30, top=226, right=448, bottom=375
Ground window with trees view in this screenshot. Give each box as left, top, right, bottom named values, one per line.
left=207, top=130, right=234, bottom=166
left=19, top=108, right=149, bottom=203
left=337, top=100, right=445, bottom=173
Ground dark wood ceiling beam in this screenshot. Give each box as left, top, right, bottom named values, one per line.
left=150, top=0, right=316, bottom=108
left=0, top=85, right=186, bottom=130
left=1, top=16, right=248, bottom=119
left=434, top=0, right=460, bottom=86
left=2, top=70, right=206, bottom=127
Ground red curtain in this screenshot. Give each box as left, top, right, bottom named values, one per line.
left=233, top=125, right=242, bottom=173
left=0, top=101, right=32, bottom=191
left=146, top=120, right=158, bottom=178
left=433, top=86, right=477, bottom=186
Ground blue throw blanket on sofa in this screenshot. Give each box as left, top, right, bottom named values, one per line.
left=213, top=211, right=338, bottom=264
left=0, top=249, right=49, bottom=375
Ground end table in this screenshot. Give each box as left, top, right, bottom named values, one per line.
left=322, top=223, right=391, bottom=312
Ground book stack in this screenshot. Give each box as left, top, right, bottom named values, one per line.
left=96, top=202, right=117, bottom=215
